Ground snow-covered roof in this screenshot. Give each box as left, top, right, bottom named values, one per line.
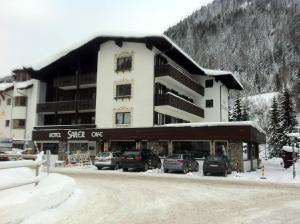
left=0, top=83, right=13, bottom=92
left=15, top=79, right=34, bottom=90
left=29, top=33, right=242, bottom=90
left=282, top=145, right=300, bottom=153
left=163, top=121, right=266, bottom=134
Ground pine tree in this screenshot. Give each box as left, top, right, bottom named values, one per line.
left=231, top=98, right=242, bottom=121
left=278, top=88, right=298, bottom=147
left=241, top=104, right=250, bottom=121
left=267, top=96, right=282, bottom=157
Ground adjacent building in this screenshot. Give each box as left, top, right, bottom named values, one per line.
left=6, top=34, right=265, bottom=171
left=0, top=70, right=41, bottom=149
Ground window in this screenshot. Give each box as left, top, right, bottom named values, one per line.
left=115, top=112, right=131, bottom=125
left=206, top=100, right=213, bottom=108
left=205, top=79, right=214, bottom=88
left=12, top=119, right=26, bottom=129
left=5, top=120, right=10, bottom=127
left=116, top=56, right=132, bottom=72
left=7, top=98, right=11, bottom=105
left=14, top=96, right=27, bottom=106
left=116, top=84, right=131, bottom=98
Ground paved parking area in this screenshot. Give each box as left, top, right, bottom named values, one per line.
left=22, top=170, right=300, bottom=224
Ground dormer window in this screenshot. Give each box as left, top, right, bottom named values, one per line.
left=116, top=56, right=132, bottom=72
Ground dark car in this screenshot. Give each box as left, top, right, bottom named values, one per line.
left=120, top=149, right=161, bottom=171
left=94, top=152, right=122, bottom=170
left=203, top=155, right=232, bottom=177
left=163, top=154, right=199, bottom=174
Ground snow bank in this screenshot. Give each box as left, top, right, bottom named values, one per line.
left=282, top=145, right=300, bottom=153
left=0, top=167, right=75, bottom=224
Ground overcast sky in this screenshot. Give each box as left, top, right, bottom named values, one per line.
left=0, top=0, right=213, bottom=78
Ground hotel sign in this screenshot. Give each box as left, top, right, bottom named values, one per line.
left=39, top=129, right=104, bottom=141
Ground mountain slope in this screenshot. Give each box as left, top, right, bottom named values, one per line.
left=165, top=0, right=300, bottom=96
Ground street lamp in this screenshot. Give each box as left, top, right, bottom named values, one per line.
left=287, top=133, right=300, bottom=179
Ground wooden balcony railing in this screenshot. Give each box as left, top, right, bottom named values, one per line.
left=155, top=64, right=204, bottom=96
left=37, top=100, right=96, bottom=113
left=53, top=73, right=96, bottom=87
left=155, top=93, right=204, bottom=118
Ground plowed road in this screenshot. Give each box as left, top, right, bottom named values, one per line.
left=23, top=171, right=300, bottom=224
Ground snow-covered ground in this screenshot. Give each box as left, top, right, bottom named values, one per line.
left=0, top=167, right=75, bottom=224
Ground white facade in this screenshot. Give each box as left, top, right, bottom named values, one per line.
left=0, top=79, right=41, bottom=148
left=96, top=41, right=155, bottom=128
left=95, top=41, right=227, bottom=128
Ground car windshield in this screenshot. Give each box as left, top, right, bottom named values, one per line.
left=167, top=155, right=181, bottom=159
left=123, top=151, right=140, bottom=156
left=97, top=152, right=111, bottom=157
left=206, top=156, right=224, bottom=162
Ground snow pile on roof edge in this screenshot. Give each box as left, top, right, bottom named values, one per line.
left=163, top=121, right=266, bottom=134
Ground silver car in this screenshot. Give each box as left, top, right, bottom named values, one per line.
left=163, top=154, right=199, bottom=174
left=94, top=152, right=122, bottom=170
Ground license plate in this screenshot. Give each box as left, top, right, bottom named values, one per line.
left=210, top=164, right=219, bottom=167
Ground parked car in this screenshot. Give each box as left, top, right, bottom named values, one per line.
left=203, top=155, right=232, bottom=177
left=163, top=154, right=199, bottom=174
left=120, top=149, right=161, bottom=171
left=94, top=152, right=122, bottom=170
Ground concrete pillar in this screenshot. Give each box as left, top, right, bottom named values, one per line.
left=168, top=141, right=173, bottom=156
left=136, top=141, right=141, bottom=150
left=104, top=141, right=109, bottom=152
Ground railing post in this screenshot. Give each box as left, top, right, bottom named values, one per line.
left=46, top=150, right=51, bottom=175
left=35, top=165, right=40, bottom=186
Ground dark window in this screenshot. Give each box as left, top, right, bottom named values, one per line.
left=206, top=100, right=213, bottom=108
left=14, top=96, right=27, bottom=106
left=13, top=119, right=25, bottom=129
left=116, top=84, right=131, bottom=98
left=116, top=56, right=132, bottom=72
left=5, top=120, right=10, bottom=127
left=205, top=79, right=214, bottom=88
left=7, top=98, right=11, bottom=105
left=115, top=112, right=131, bottom=125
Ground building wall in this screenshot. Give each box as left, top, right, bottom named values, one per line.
left=202, top=77, right=229, bottom=122
left=96, top=41, right=155, bottom=128
left=0, top=88, right=13, bottom=138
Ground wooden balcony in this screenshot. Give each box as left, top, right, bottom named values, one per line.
left=155, top=64, right=204, bottom=96
left=155, top=94, right=204, bottom=118
left=37, top=100, right=96, bottom=113
left=53, top=73, right=96, bottom=88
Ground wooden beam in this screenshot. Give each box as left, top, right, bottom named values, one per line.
left=146, top=42, right=153, bottom=50
left=115, top=39, right=123, bottom=48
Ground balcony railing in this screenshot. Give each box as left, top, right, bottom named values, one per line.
left=53, top=73, right=96, bottom=88
left=155, top=93, right=204, bottom=118
left=37, top=100, right=96, bottom=113
left=155, top=64, right=204, bottom=96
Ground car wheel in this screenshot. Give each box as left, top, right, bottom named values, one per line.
left=122, top=168, right=128, bottom=172
left=143, top=163, right=149, bottom=171
left=195, top=163, right=199, bottom=172
left=114, top=163, right=120, bottom=170
left=224, top=170, right=228, bottom=177
left=157, top=162, right=162, bottom=169
left=163, top=168, right=168, bottom=173
left=203, top=171, right=207, bottom=176
left=183, top=166, right=189, bottom=174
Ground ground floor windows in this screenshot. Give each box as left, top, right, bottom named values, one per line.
left=43, top=143, right=59, bottom=154
left=110, top=141, right=135, bottom=152
left=68, top=142, right=88, bottom=154
left=214, top=141, right=228, bottom=156
left=154, top=112, right=189, bottom=125
left=173, top=141, right=210, bottom=159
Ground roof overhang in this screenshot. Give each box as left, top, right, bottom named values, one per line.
left=24, top=34, right=242, bottom=90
